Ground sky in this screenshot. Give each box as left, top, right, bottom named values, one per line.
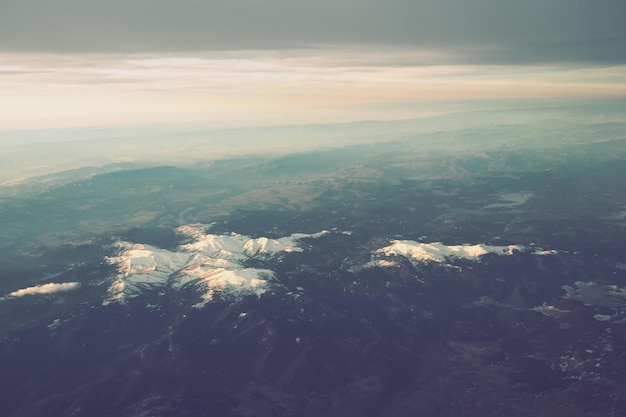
left=1, top=0, right=625, bottom=131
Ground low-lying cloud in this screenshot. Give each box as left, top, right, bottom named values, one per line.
left=6, top=282, right=81, bottom=298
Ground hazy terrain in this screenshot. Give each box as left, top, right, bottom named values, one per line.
left=0, top=102, right=625, bottom=416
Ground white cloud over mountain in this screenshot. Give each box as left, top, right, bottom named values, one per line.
left=5, top=282, right=80, bottom=298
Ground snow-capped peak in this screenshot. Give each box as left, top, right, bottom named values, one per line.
left=378, top=240, right=525, bottom=264
left=104, top=226, right=328, bottom=306
left=370, top=240, right=555, bottom=268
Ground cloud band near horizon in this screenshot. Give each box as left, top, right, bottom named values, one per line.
left=1, top=50, right=625, bottom=130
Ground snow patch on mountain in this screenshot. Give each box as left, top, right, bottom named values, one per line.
left=373, top=240, right=525, bottom=266
left=484, top=192, right=532, bottom=209
left=184, top=268, right=272, bottom=309
left=105, top=226, right=328, bottom=305
left=106, top=242, right=192, bottom=304
left=531, top=303, right=571, bottom=317
left=178, top=225, right=328, bottom=259
left=563, top=281, right=626, bottom=309
left=368, top=240, right=559, bottom=268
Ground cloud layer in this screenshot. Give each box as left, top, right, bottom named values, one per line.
left=1, top=0, right=625, bottom=64
left=2, top=51, right=625, bottom=131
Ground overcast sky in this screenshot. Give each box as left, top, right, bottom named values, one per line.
left=1, top=0, right=625, bottom=131
left=1, top=0, right=625, bottom=63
